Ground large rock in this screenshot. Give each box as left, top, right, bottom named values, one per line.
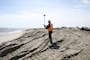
left=81, top=27, right=90, bottom=31
left=0, top=27, right=90, bottom=60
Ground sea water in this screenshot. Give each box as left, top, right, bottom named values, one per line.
left=0, top=28, right=24, bottom=37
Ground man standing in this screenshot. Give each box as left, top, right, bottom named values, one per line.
left=44, top=20, right=53, bottom=45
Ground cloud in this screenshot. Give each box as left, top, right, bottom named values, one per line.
left=0, top=0, right=90, bottom=28
left=81, top=0, right=90, bottom=4
left=0, top=11, right=43, bottom=28
left=0, top=11, right=42, bottom=22
left=0, top=8, right=90, bottom=28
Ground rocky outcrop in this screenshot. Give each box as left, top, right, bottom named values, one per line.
left=81, top=27, right=90, bottom=31
left=0, top=27, right=90, bottom=60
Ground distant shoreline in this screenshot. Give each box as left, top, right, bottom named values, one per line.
left=0, top=29, right=24, bottom=44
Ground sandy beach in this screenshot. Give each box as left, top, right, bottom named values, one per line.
left=0, top=31, right=23, bottom=44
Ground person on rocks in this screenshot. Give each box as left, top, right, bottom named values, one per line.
left=44, top=20, right=53, bottom=45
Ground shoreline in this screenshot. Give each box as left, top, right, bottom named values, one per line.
left=0, top=30, right=23, bottom=44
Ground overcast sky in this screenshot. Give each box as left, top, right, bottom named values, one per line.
left=0, top=0, right=90, bottom=28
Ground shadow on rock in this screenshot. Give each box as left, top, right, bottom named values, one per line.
left=0, top=44, right=24, bottom=57
left=49, top=43, right=60, bottom=49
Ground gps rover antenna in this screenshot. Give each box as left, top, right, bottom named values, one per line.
left=43, top=14, right=46, bottom=40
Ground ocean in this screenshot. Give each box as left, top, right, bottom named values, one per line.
left=0, top=28, right=24, bottom=36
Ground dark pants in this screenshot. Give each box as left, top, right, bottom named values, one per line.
left=49, top=31, right=53, bottom=44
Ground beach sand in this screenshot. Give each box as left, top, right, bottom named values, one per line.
left=0, top=31, right=23, bottom=44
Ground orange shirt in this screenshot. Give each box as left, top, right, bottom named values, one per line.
left=48, top=23, right=53, bottom=32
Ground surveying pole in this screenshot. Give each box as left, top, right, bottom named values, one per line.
left=43, top=14, right=46, bottom=40
left=43, top=14, right=46, bottom=25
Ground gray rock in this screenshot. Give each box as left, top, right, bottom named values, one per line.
left=0, top=27, right=90, bottom=60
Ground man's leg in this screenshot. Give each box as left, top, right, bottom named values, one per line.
left=49, top=31, right=53, bottom=44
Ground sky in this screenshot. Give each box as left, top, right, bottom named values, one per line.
left=0, top=0, right=90, bottom=28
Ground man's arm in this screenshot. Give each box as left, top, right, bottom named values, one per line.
left=44, top=24, right=50, bottom=29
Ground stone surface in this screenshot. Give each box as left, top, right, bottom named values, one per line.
left=0, top=27, right=90, bottom=60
